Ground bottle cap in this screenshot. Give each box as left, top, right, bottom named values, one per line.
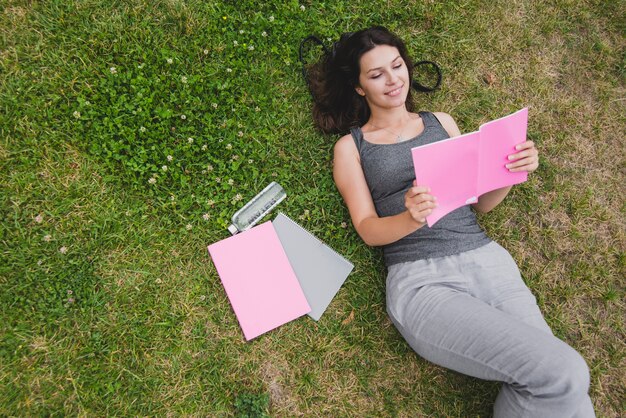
left=227, top=224, right=239, bottom=235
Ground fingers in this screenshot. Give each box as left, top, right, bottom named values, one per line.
left=405, top=185, right=431, bottom=198
left=508, top=142, right=538, bottom=161
left=514, top=140, right=535, bottom=151
left=507, top=141, right=539, bottom=172
left=506, top=157, right=539, bottom=172
left=405, top=186, right=437, bottom=223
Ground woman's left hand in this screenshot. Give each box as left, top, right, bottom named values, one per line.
left=506, top=140, right=539, bottom=173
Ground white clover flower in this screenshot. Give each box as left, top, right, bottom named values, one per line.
left=167, top=58, right=173, bottom=64
left=207, top=199, right=215, bottom=206
left=231, top=155, right=239, bottom=161
left=255, top=106, right=260, bottom=112
left=181, top=76, right=188, bottom=83
left=188, top=137, right=194, bottom=143
left=341, top=222, right=348, bottom=228
left=262, top=31, right=267, bottom=37
left=170, top=195, right=175, bottom=201
left=207, top=164, right=214, bottom=171
left=233, top=40, right=238, bottom=46
left=300, top=5, right=305, bottom=11
left=248, top=45, right=254, bottom=51
left=199, top=295, right=206, bottom=301
left=186, top=224, right=192, bottom=230
left=37, top=259, right=43, bottom=266
left=202, top=144, right=208, bottom=151
left=269, top=15, right=274, bottom=22
left=35, top=214, right=43, bottom=223
left=139, top=126, right=146, bottom=133
left=228, top=179, right=234, bottom=186
left=180, top=114, right=186, bottom=120
left=84, top=101, right=90, bottom=106
left=167, top=155, right=173, bottom=162
left=226, top=68, right=232, bottom=73
left=238, top=131, right=244, bottom=137
left=215, top=177, right=221, bottom=183
left=272, top=172, right=278, bottom=177
left=234, top=194, right=242, bottom=201
left=226, top=143, right=232, bottom=150
left=73, top=110, right=81, bottom=119
left=110, top=67, right=117, bottom=74
left=203, top=49, right=209, bottom=55
left=162, top=165, right=168, bottom=171
left=44, top=234, right=52, bottom=242
left=59, top=246, right=68, bottom=254
left=212, top=103, right=218, bottom=109
left=248, top=159, right=253, bottom=164
left=202, top=213, right=210, bottom=221
left=148, top=177, right=157, bottom=184
left=239, top=29, right=244, bottom=34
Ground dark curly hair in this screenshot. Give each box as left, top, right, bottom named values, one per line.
left=307, top=26, right=415, bottom=135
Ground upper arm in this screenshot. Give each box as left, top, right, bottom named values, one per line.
left=333, top=135, right=379, bottom=233
left=433, top=112, right=462, bottom=138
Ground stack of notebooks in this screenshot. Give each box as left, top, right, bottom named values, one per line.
left=208, top=213, right=354, bottom=341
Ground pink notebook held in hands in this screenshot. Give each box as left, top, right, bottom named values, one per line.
left=208, top=221, right=311, bottom=341
left=411, top=108, right=529, bottom=226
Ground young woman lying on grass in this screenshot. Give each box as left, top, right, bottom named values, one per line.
left=307, top=26, right=594, bottom=417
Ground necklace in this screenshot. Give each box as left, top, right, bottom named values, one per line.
left=370, top=118, right=412, bottom=143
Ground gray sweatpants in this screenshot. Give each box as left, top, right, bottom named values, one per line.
left=386, top=241, right=594, bottom=417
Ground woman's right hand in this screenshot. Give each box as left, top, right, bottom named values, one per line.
left=404, top=181, right=437, bottom=224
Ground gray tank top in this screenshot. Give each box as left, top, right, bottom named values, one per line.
left=351, top=111, right=491, bottom=266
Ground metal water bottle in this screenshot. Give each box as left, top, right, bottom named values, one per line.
left=227, top=182, right=287, bottom=235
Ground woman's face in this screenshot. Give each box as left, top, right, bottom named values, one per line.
left=356, top=44, right=410, bottom=111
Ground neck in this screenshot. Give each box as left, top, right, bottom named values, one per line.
left=367, top=105, right=411, bottom=128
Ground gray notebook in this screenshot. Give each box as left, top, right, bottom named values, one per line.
left=272, top=213, right=354, bottom=321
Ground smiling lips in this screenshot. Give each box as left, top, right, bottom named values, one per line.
left=385, top=85, right=404, bottom=96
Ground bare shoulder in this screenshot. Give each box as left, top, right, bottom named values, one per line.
left=335, top=132, right=356, bottom=150
left=334, top=132, right=358, bottom=159
left=432, top=112, right=462, bottom=137
left=432, top=112, right=455, bottom=124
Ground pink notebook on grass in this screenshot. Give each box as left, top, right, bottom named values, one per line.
left=207, top=221, right=311, bottom=341
left=411, top=108, right=529, bottom=226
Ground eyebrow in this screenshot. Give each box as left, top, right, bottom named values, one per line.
left=366, top=55, right=402, bottom=73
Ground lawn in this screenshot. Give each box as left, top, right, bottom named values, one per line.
left=1, top=0, right=624, bottom=416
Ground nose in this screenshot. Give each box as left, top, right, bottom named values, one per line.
left=386, top=71, right=399, bottom=84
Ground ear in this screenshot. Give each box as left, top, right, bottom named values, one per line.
left=355, top=86, right=365, bottom=96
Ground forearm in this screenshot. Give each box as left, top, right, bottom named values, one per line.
left=472, top=186, right=512, bottom=213
left=356, top=210, right=424, bottom=247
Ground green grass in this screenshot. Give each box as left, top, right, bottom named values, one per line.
left=1, top=0, right=624, bottom=416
